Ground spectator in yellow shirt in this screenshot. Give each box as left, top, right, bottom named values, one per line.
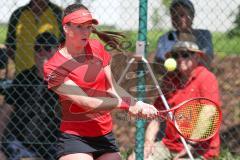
left=5, top=0, right=63, bottom=74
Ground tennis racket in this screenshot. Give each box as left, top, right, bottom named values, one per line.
left=156, top=97, right=222, bottom=142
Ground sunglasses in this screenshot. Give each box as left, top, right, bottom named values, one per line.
left=34, top=45, right=56, bottom=52
left=171, top=51, right=195, bottom=59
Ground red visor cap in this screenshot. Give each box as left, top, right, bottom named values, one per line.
left=62, top=9, right=98, bottom=25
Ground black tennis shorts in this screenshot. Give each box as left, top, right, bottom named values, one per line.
left=57, top=131, right=119, bottom=159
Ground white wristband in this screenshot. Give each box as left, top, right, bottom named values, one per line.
left=136, top=101, right=144, bottom=112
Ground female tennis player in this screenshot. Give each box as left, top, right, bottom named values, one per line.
left=44, top=3, right=158, bottom=160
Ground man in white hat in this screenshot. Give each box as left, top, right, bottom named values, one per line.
left=129, top=41, right=221, bottom=160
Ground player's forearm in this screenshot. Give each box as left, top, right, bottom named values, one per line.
left=65, top=94, right=132, bottom=111
left=53, top=79, right=135, bottom=111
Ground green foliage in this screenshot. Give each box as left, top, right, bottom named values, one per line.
left=219, top=148, right=240, bottom=160
left=1, top=23, right=240, bottom=55
left=0, top=23, right=7, bottom=44
left=228, top=5, right=240, bottom=38
left=162, top=0, right=172, bottom=8
left=150, top=0, right=171, bottom=30
left=151, top=8, right=162, bottom=29
left=116, top=30, right=163, bottom=53
left=213, top=32, right=240, bottom=55
left=122, top=30, right=240, bottom=55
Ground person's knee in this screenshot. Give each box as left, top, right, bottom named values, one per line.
left=59, top=153, right=93, bottom=160
left=96, top=152, right=121, bottom=160
left=127, top=151, right=135, bottom=160
left=0, top=150, right=7, bottom=160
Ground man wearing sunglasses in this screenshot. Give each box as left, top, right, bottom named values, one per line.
left=128, top=41, right=221, bottom=160
left=164, top=41, right=206, bottom=76
left=2, top=32, right=61, bottom=160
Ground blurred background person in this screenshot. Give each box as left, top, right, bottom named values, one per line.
left=5, top=0, right=64, bottom=74
left=2, top=32, right=61, bottom=160
left=142, top=41, right=221, bottom=160
left=155, top=0, right=213, bottom=68
left=0, top=47, right=12, bottom=160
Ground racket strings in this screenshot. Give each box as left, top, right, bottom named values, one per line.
left=174, top=99, right=220, bottom=141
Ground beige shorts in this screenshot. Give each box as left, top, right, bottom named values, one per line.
left=146, top=141, right=203, bottom=160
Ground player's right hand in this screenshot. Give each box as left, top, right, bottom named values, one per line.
left=128, top=101, right=158, bottom=118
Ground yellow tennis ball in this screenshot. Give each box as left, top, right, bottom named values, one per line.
left=164, top=58, right=177, bottom=71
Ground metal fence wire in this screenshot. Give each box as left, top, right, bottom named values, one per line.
left=0, top=0, right=240, bottom=160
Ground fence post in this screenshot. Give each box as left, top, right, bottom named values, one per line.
left=135, top=0, right=148, bottom=160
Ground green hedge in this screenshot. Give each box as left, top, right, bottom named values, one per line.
left=0, top=24, right=240, bottom=55
left=122, top=30, right=240, bottom=56
left=0, top=24, right=7, bottom=45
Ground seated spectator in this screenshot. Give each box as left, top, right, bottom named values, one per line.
left=128, top=41, right=221, bottom=160
left=0, top=47, right=12, bottom=160
left=0, top=48, right=8, bottom=83
left=155, top=0, right=213, bottom=67
left=2, top=32, right=61, bottom=160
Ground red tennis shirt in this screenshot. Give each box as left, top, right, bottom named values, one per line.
left=44, top=39, right=113, bottom=137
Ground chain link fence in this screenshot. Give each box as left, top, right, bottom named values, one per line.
left=0, top=0, right=239, bottom=159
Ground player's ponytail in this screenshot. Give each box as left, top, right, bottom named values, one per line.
left=92, top=27, right=126, bottom=51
